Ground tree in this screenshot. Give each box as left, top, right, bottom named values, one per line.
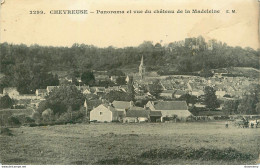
left=108, top=69, right=125, bottom=77
left=116, top=76, right=126, bottom=85
left=222, top=100, right=239, bottom=115
left=178, top=94, right=197, bottom=106
left=127, top=76, right=135, bottom=101
left=147, top=80, right=163, bottom=98
left=44, top=85, right=85, bottom=115
left=200, top=67, right=213, bottom=78
left=81, top=71, right=95, bottom=86
left=204, top=86, right=220, bottom=110
left=0, top=95, right=14, bottom=109
left=105, top=90, right=133, bottom=102
left=237, top=84, right=260, bottom=115
left=37, top=100, right=49, bottom=114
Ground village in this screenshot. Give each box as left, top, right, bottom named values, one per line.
left=0, top=55, right=259, bottom=126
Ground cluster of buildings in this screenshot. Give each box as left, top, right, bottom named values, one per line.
left=89, top=100, right=191, bottom=123
left=1, top=55, right=258, bottom=123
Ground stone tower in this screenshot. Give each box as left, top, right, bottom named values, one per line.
left=139, top=55, right=145, bottom=79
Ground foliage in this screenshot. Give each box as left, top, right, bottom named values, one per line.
left=81, top=71, right=95, bottom=86
left=43, top=85, right=85, bottom=115
left=237, top=84, right=260, bottom=115
left=0, top=127, right=13, bottom=136
left=105, top=90, right=133, bottom=102
left=108, top=69, right=125, bottom=77
left=42, top=108, right=54, bottom=122
left=116, top=76, right=127, bottom=85
left=32, top=111, right=41, bottom=123
left=222, top=100, right=240, bottom=115
left=147, top=80, right=163, bottom=98
left=127, top=76, right=135, bottom=101
left=200, top=67, right=214, bottom=78
left=204, top=86, right=220, bottom=110
left=37, top=100, right=49, bottom=113
left=0, top=38, right=259, bottom=91
left=0, top=95, right=14, bottom=109
left=178, top=94, right=197, bottom=105
left=8, top=116, right=21, bottom=126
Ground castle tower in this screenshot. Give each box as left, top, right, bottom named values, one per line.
left=139, top=55, right=145, bottom=79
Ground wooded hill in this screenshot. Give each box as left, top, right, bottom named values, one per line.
left=0, top=36, right=259, bottom=92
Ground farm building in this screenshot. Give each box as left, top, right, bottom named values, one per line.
left=124, top=108, right=150, bottom=123
left=90, top=104, right=119, bottom=122
left=112, top=101, right=134, bottom=111
left=149, top=111, right=162, bottom=122
left=146, top=101, right=192, bottom=121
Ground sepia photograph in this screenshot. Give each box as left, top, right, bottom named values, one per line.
left=0, top=0, right=259, bottom=166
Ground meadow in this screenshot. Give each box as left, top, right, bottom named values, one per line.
left=0, top=122, right=259, bottom=165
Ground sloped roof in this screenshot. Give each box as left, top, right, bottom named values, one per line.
left=152, top=101, right=188, bottom=110
left=36, top=89, right=47, bottom=93
left=150, top=111, right=162, bottom=116
left=161, top=90, right=175, bottom=94
left=174, top=90, right=187, bottom=95
left=3, top=87, right=18, bottom=93
left=88, top=100, right=103, bottom=109
left=112, top=101, right=131, bottom=109
left=126, top=109, right=150, bottom=118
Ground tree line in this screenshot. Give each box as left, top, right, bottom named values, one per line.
left=0, top=36, right=259, bottom=93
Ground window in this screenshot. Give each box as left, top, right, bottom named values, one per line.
left=100, top=112, right=103, bottom=115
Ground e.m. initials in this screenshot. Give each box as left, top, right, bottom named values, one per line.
left=226, top=9, right=236, bottom=13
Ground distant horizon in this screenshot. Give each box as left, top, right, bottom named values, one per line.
left=1, top=36, right=259, bottom=50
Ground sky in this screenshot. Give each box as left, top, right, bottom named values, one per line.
left=0, top=0, right=259, bottom=49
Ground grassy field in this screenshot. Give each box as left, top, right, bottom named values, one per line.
left=0, top=122, right=259, bottom=165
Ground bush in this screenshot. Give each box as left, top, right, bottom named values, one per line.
left=140, top=147, right=255, bottom=161
left=0, top=95, right=14, bottom=109
left=0, top=127, right=13, bottom=136
left=29, top=123, right=38, bottom=127
left=25, top=117, right=35, bottom=124
left=32, top=112, right=41, bottom=123
left=8, top=116, right=21, bottom=126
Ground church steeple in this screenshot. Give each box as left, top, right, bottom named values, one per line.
left=139, top=55, right=145, bottom=79
left=140, top=55, right=144, bottom=66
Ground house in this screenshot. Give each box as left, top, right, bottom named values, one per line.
left=112, top=101, right=134, bottom=111
left=3, top=87, right=19, bottom=98
left=90, top=87, right=106, bottom=95
left=124, top=108, right=150, bottom=123
left=110, top=76, right=119, bottom=82
left=90, top=104, right=118, bottom=122
left=216, top=90, right=226, bottom=98
left=35, top=89, right=47, bottom=98
left=160, top=90, right=175, bottom=99
left=95, top=75, right=110, bottom=81
left=174, top=90, right=187, bottom=98
left=46, top=86, right=59, bottom=94
left=146, top=101, right=192, bottom=121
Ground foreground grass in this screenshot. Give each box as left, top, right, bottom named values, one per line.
left=0, top=122, right=259, bottom=165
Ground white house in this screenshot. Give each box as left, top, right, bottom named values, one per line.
left=90, top=104, right=118, bottom=122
